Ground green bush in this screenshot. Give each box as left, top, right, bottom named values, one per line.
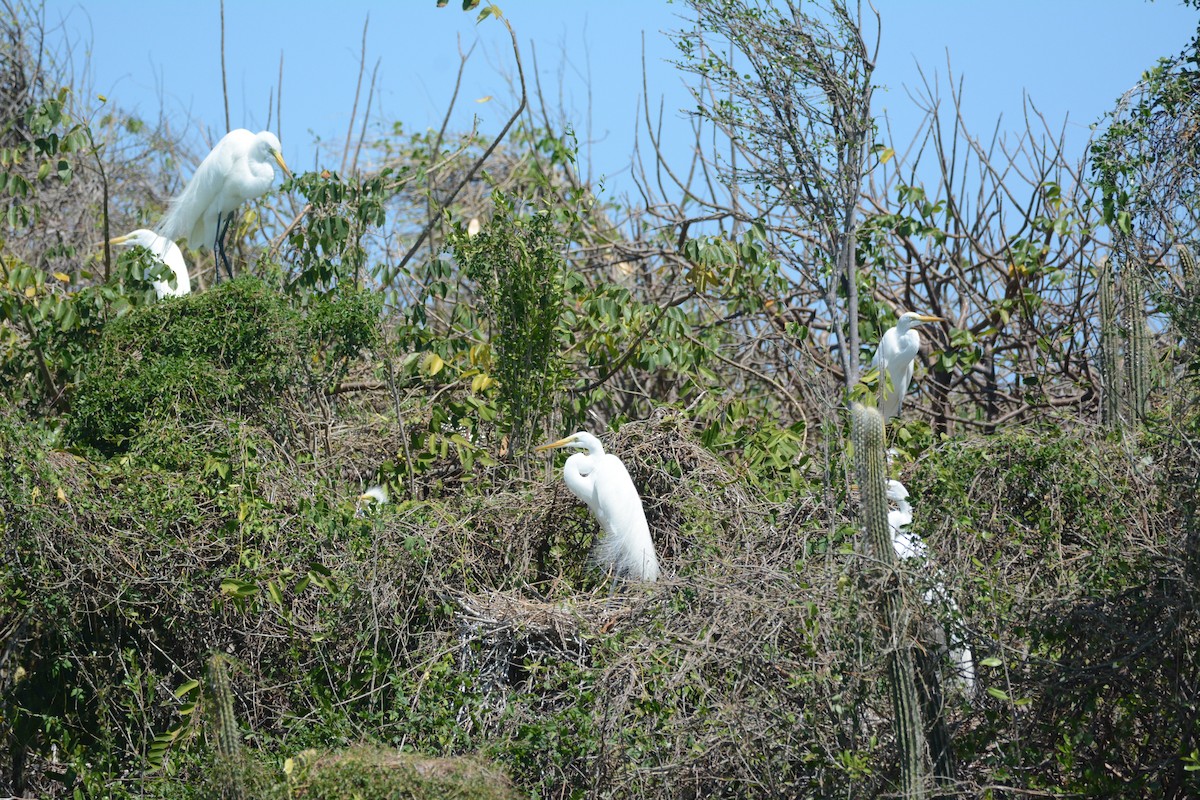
left=67, top=277, right=302, bottom=457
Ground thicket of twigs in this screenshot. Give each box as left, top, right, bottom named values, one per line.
left=4, top=338, right=1194, bottom=797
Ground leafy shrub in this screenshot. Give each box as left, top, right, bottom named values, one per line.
left=67, top=277, right=301, bottom=457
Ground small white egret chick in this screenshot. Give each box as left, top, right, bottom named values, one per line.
left=157, top=129, right=292, bottom=282
left=359, top=485, right=388, bottom=505
left=103, top=229, right=191, bottom=299
left=871, top=312, right=943, bottom=420
left=355, top=485, right=388, bottom=518
left=535, top=431, right=660, bottom=583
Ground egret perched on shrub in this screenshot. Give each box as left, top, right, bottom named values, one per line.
left=157, top=129, right=292, bottom=281
left=885, top=478, right=975, bottom=695
left=359, top=485, right=388, bottom=505
left=103, top=229, right=191, bottom=299
left=871, top=311, right=943, bottom=420
left=535, top=431, right=660, bottom=583
left=886, top=480, right=927, bottom=560
left=355, top=485, right=388, bottom=518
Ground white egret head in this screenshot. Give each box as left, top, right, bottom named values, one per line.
left=257, top=131, right=292, bottom=180
left=895, top=311, right=943, bottom=334
left=534, top=431, right=604, bottom=456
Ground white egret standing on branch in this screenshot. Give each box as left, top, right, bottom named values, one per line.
left=157, top=129, right=292, bottom=282
left=871, top=312, right=944, bottom=420
left=103, top=229, right=191, bottom=299
left=535, top=431, right=660, bottom=583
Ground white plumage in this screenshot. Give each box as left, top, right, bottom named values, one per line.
left=359, top=485, right=389, bottom=505
left=157, top=129, right=291, bottom=280
left=886, top=479, right=927, bottom=561
left=870, top=311, right=943, bottom=420
left=536, top=431, right=660, bottom=582
left=105, top=229, right=191, bottom=299
left=355, top=485, right=388, bottom=518
left=885, top=478, right=975, bottom=695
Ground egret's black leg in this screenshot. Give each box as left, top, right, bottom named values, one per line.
left=212, top=214, right=225, bottom=284
left=215, top=212, right=235, bottom=281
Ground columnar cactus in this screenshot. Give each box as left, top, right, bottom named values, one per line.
left=208, top=653, right=246, bottom=800
left=1124, top=262, right=1152, bottom=422
left=852, top=403, right=930, bottom=798
left=1179, top=243, right=1198, bottom=303
left=1178, top=243, right=1198, bottom=349
left=1097, top=256, right=1122, bottom=428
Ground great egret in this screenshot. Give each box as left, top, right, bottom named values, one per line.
left=359, top=485, right=388, bottom=505
left=355, top=485, right=388, bottom=518
left=157, top=129, right=292, bottom=282
left=103, top=229, right=191, bottom=299
left=535, top=431, right=660, bottom=583
left=870, top=312, right=943, bottom=420
left=886, top=480, right=927, bottom=561
left=885, top=479, right=976, bottom=695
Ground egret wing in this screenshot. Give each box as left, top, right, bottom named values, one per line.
left=591, top=455, right=658, bottom=580
left=157, top=130, right=253, bottom=247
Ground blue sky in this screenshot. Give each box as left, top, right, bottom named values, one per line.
left=45, top=1, right=1199, bottom=200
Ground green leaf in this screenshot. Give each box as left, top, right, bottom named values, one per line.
left=219, top=578, right=259, bottom=598
left=979, top=656, right=1002, bottom=668
left=146, top=726, right=184, bottom=770
left=986, top=687, right=1010, bottom=701
left=173, top=679, right=200, bottom=699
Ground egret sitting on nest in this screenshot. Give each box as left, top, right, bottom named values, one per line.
left=871, top=311, right=943, bottom=420
left=103, top=229, right=191, bottom=299
left=157, top=129, right=292, bottom=282
left=359, top=485, right=388, bottom=505
left=535, top=431, right=660, bottom=583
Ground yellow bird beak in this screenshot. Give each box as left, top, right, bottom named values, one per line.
left=913, top=314, right=943, bottom=323
left=273, top=149, right=293, bottom=180
left=534, top=435, right=577, bottom=453
left=98, top=234, right=130, bottom=249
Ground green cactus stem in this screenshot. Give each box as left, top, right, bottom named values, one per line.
left=1098, top=256, right=1122, bottom=428
left=852, top=403, right=930, bottom=798
left=1124, top=263, right=1151, bottom=422
left=208, top=653, right=246, bottom=800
